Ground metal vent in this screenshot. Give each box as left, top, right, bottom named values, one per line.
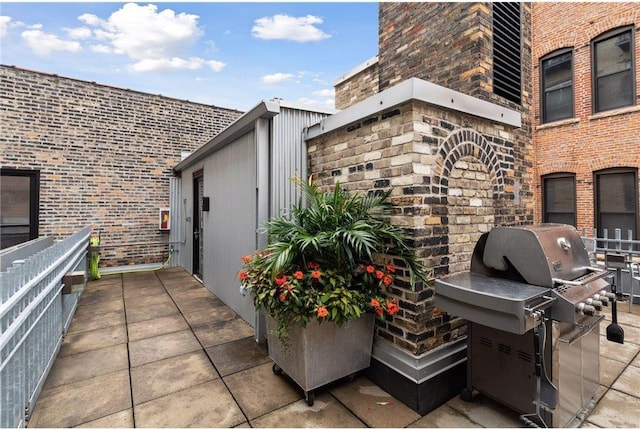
left=517, top=350, right=533, bottom=363
left=480, top=337, right=493, bottom=348
left=498, top=343, right=512, bottom=355
left=493, top=2, right=521, bottom=104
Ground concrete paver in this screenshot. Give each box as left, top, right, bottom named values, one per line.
left=129, top=329, right=202, bottom=367
left=28, top=369, right=131, bottom=428
left=127, top=313, right=190, bottom=341
left=250, top=393, right=367, bottom=428
left=58, top=324, right=127, bottom=357
left=26, top=270, right=640, bottom=428
left=134, top=380, right=246, bottom=428
left=131, top=350, right=219, bottom=405
left=329, top=376, right=422, bottom=428
left=224, top=362, right=302, bottom=420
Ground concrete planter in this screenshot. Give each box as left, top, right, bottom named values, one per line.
left=266, top=313, right=375, bottom=405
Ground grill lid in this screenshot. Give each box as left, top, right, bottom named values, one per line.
left=480, top=224, right=591, bottom=287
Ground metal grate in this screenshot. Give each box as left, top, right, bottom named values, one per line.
left=493, top=2, right=522, bottom=104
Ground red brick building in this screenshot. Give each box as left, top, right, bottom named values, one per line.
left=532, top=3, right=640, bottom=240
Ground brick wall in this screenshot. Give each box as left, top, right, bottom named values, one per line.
left=0, top=65, right=242, bottom=266
left=532, top=3, right=640, bottom=231
left=334, top=60, right=379, bottom=110
left=307, top=99, right=527, bottom=355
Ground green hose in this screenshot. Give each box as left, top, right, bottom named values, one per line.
left=89, top=235, right=101, bottom=280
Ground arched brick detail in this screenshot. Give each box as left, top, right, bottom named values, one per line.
left=435, top=128, right=506, bottom=196
left=535, top=39, right=576, bottom=61
left=585, top=12, right=637, bottom=41
left=537, top=160, right=580, bottom=177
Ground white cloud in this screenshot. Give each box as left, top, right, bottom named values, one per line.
left=90, top=44, right=112, bottom=54
left=65, top=26, right=92, bottom=39
left=312, top=88, right=334, bottom=97
left=78, top=3, right=223, bottom=73
left=261, top=72, right=294, bottom=84
left=130, top=57, right=226, bottom=73
left=296, top=97, right=335, bottom=110
left=252, top=14, right=330, bottom=42
left=0, top=16, right=11, bottom=38
left=21, top=29, right=82, bottom=56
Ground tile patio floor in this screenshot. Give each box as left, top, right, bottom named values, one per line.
left=27, top=268, right=640, bottom=427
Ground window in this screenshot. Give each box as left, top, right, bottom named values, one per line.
left=543, top=173, right=576, bottom=226
left=593, top=27, right=635, bottom=113
left=541, top=49, right=574, bottom=123
left=1, top=169, right=40, bottom=250
left=493, top=2, right=522, bottom=104
left=595, top=168, right=638, bottom=241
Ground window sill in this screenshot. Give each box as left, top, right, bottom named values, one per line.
left=588, top=104, right=640, bottom=121
left=536, top=118, right=580, bottom=131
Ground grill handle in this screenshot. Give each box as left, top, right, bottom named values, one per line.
left=552, top=266, right=608, bottom=287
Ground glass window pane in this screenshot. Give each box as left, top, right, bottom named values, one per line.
left=544, top=175, right=576, bottom=226
left=545, top=86, right=573, bottom=122
left=542, top=52, right=573, bottom=122
left=547, top=213, right=576, bottom=226
left=543, top=52, right=572, bottom=88
left=596, top=71, right=633, bottom=111
left=596, top=32, right=632, bottom=76
left=1, top=176, right=30, bottom=225
left=598, top=171, right=636, bottom=212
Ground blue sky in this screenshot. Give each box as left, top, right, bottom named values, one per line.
left=0, top=2, right=379, bottom=111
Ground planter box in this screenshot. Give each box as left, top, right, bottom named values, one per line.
left=266, top=313, right=375, bottom=404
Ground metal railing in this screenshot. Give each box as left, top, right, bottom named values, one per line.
left=0, top=227, right=90, bottom=428
left=581, top=228, right=639, bottom=309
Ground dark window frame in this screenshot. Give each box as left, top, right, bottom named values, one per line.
left=592, top=26, right=636, bottom=113
left=1, top=168, right=40, bottom=249
left=542, top=173, right=577, bottom=227
left=540, top=48, right=574, bottom=123
left=594, top=167, right=638, bottom=241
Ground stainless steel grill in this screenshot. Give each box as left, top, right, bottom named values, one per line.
left=435, top=224, right=623, bottom=428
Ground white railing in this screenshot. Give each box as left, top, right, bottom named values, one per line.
left=0, top=227, right=90, bottom=428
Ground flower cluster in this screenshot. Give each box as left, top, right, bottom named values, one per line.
left=238, top=252, right=401, bottom=342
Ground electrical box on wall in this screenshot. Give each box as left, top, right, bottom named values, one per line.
left=159, top=208, right=170, bottom=230
left=203, top=197, right=210, bottom=212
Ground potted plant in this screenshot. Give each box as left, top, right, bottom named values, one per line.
left=238, top=178, right=427, bottom=405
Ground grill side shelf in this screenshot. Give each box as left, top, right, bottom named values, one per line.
left=435, top=272, right=551, bottom=335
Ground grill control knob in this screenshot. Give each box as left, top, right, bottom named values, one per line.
left=593, top=294, right=609, bottom=306
left=604, top=292, right=616, bottom=301
left=576, top=302, right=596, bottom=316
left=586, top=298, right=603, bottom=311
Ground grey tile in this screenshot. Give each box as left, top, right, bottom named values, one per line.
left=446, top=394, right=523, bottom=428
left=330, top=375, right=421, bottom=427
left=74, top=298, right=124, bottom=317
left=599, top=355, right=627, bottom=387
left=75, top=409, right=134, bottom=428
left=67, top=310, right=126, bottom=335
left=586, top=388, right=640, bottom=427
left=408, top=404, right=481, bottom=428
left=224, top=362, right=301, bottom=420
left=131, top=350, right=219, bottom=405
left=205, top=337, right=271, bottom=376
left=43, top=344, right=129, bottom=390
left=134, top=380, right=245, bottom=428
left=125, top=301, right=178, bottom=323
left=599, top=335, right=640, bottom=365
left=169, top=286, right=217, bottom=301
left=129, top=329, right=202, bottom=367
left=250, top=393, right=366, bottom=428
left=123, top=284, right=168, bottom=299
left=193, top=318, right=255, bottom=348
left=611, top=364, right=640, bottom=398
left=182, top=306, right=238, bottom=328
left=28, top=369, right=131, bottom=428
left=59, top=324, right=127, bottom=357
left=124, top=292, right=174, bottom=309
left=79, top=288, right=123, bottom=306
left=127, top=313, right=189, bottom=341
left=175, top=295, right=226, bottom=313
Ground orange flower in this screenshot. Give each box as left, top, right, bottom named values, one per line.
left=241, top=255, right=252, bottom=263
left=317, top=306, right=328, bottom=318
left=307, top=261, right=320, bottom=270
left=375, top=306, right=384, bottom=315
left=279, top=293, right=287, bottom=302
left=311, top=270, right=321, bottom=279
left=386, top=264, right=396, bottom=273
left=386, top=299, right=400, bottom=315
left=293, top=271, right=304, bottom=280
left=375, top=270, right=384, bottom=279
left=366, top=265, right=375, bottom=274
left=275, top=276, right=288, bottom=286
left=238, top=271, right=248, bottom=280
left=370, top=298, right=380, bottom=308
left=383, top=276, right=393, bottom=286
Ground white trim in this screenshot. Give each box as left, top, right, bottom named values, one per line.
left=333, top=56, right=379, bottom=86
left=305, top=78, right=522, bottom=140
